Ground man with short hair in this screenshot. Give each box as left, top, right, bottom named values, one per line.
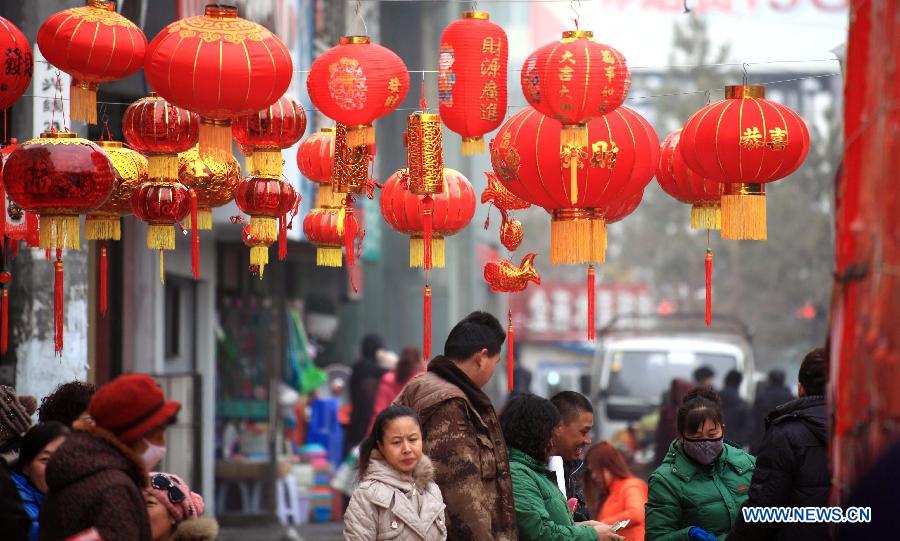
left=720, top=370, right=751, bottom=448
left=550, top=391, right=594, bottom=522
left=395, top=311, right=517, bottom=541
left=728, top=348, right=829, bottom=541
left=693, top=365, right=716, bottom=387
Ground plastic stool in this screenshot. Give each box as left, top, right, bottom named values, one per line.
left=276, top=476, right=305, bottom=525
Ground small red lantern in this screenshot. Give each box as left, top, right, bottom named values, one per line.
left=0, top=17, right=33, bottom=111
left=37, top=0, right=147, bottom=124
left=145, top=4, right=293, bottom=156
left=132, top=181, right=191, bottom=279
left=657, top=129, right=724, bottom=230
left=679, top=85, right=810, bottom=240
left=178, top=145, right=241, bottom=230
left=234, top=176, right=298, bottom=273
left=86, top=141, right=148, bottom=241
left=380, top=168, right=476, bottom=268
left=303, top=185, right=346, bottom=267
left=438, top=11, right=508, bottom=155
left=297, top=128, right=335, bottom=184
left=307, top=36, right=409, bottom=147
left=233, top=94, right=307, bottom=178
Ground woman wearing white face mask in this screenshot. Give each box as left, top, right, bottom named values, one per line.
left=41, top=374, right=181, bottom=541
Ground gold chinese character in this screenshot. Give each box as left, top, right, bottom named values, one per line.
left=767, top=127, right=788, bottom=151
left=591, top=140, right=619, bottom=169
left=385, top=94, right=399, bottom=108
left=481, top=81, right=499, bottom=100
left=601, top=50, right=615, bottom=65
left=740, top=127, right=763, bottom=149
left=601, top=87, right=615, bottom=97
left=480, top=102, right=499, bottom=122
left=561, top=144, right=588, bottom=170
left=388, top=77, right=401, bottom=94
left=559, top=85, right=572, bottom=99
left=559, top=50, right=576, bottom=64
left=560, top=103, right=574, bottom=113
left=480, top=58, right=500, bottom=78
left=559, top=65, right=574, bottom=82
left=482, top=36, right=502, bottom=55
left=605, top=66, right=616, bottom=81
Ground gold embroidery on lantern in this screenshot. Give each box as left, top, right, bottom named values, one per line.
left=559, top=65, right=574, bottom=82
left=481, top=81, right=499, bottom=100
left=171, top=17, right=271, bottom=43
left=591, top=140, right=619, bottom=169
left=767, top=127, right=788, bottom=151
left=66, top=5, right=141, bottom=28
left=601, top=49, right=615, bottom=64
left=605, top=65, right=616, bottom=81
left=739, top=127, right=764, bottom=149
left=559, top=50, right=576, bottom=64
left=482, top=36, right=502, bottom=55
left=561, top=144, right=588, bottom=171
left=329, top=58, right=367, bottom=111
left=481, top=103, right=499, bottom=122
left=481, top=58, right=501, bottom=78
left=385, top=77, right=402, bottom=108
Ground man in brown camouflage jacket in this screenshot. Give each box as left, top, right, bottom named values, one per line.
left=395, top=311, right=517, bottom=541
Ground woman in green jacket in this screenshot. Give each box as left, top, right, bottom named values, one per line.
left=500, top=394, right=623, bottom=541
left=646, top=386, right=756, bottom=541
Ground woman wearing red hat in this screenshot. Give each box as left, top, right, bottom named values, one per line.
left=40, top=374, right=181, bottom=541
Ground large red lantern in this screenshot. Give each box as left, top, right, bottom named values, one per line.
left=307, top=36, right=409, bottom=147
left=0, top=17, right=33, bottom=111
left=303, top=185, right=346, bottom=267
left=491, top=106, right=658, bottom=265
left=297, top=127, right=335, bottom=183
left=4, top=131, right=116, bottom=353
left=679, top=85, right=810, bottom=240
left=438, top=11, right=508, bottom=155
left=233, top=94, right=307, bottom=178
left=380, top=168, right=476, bottom=268
left=37, top=0, right=146, bottom=124
left=522, top=30, right=629, bottom=153
left=145, top=4, right=293, bottom=156
left=657, top=129, right=724, bottom=230
left=234, top=176, right=298, bottom=273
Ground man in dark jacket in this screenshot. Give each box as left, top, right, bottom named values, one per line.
left=750, top=370, right=795, bottom=453
left=395, top=311, right=517, bottom=541
left=721, top=370, right=752, bottom=449
left=728, top=348, right=830, bottom=541
left=550, top=391, right=594, bottom=522
left=344, top=334, right=387, bottom=455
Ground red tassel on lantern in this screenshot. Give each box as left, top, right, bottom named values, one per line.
left=278, top=215, right=288, bottom=261
left=423, top=284, right=432, bottom=362
left=344, top=200, right=356, bottom=269
left=99, top=243, right=108, bottom=317
left=54, top=255, right=64, bottom=355
left=1, top=288, right=7, bottom=355
left=705, top=247, right=713, bottom=327
left=189, top=189, right=200, bottom=280
left=507, top=310, right=515, bottom=392
left=587, top=265, right=595, bottom=340
left=423, top=195, right=434, bottom=270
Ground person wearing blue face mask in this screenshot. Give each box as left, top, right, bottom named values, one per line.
left=646, top=386, right=756, bottom=541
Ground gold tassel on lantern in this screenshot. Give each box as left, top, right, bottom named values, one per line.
left=248, top=217, right=278, bottom=245
left=184, top=209, right=213, bottom=231
left=691, top=202, right=722, bottom=231
left=250, top=245, right=269, bottom=277
left=146, top=224, right=175, bottom=250
left=317, top=246, right=343, bottom=267
left=198, top=118, right=232, bottom=158
left=550, top=209, right=593, bottom=264
left=70, top=80, right=99, bottom=125
left=721, top=183, right=766, bottom=240
left=148, top=154, right=181, bottom=181
left=249, top=149, right=283, bottom=178
left=461, top=136, right=485, bottom=156
left=409, top=236, right=446, bottom=268
left=85, top=215, right=121, bottom=241
left=39, top=215, right=81, bottom=250
left=590, top=214, right=607, bottom=264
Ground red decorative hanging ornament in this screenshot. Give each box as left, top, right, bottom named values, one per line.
left=241, top=224, right=265, bottom=278
left=482, top=172, right=530, bottom=251
left=679, top=85, right=810, bottom=240
left=705, top=240, right=713, bottom=327
left=1, top=140, right=41, bottom=251
left=405, top=112, right=445, bottom=270
left=145, top=4, right=293, bottom=157
left=0, top=16, right=33, bottom=112
left=234, top=176, right=298, bottom=276
left=297, top=127, right=335, bottom=184
left=37, top=0, right=147, bottom=124
left=657, top=129, right=724, bottom=230
left=233, top=94, right=307, bottom=178
left=438, top=11, right=508, bottom=155
left=123, top=93, right=198, bottom=280
left=303, top=185, right=346, bottom=267
left=4, top=131, right=116, bottom=354
left=0, top=269, right=10, bottom=355
left=331, top=122, right=372, bottom=281
left=307, top=35, right=409, bottom=147
left=177, top=145, right=241, bottom=230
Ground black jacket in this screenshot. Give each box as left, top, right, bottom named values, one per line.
left=563, top=458, right=589, bottom=522
left=750, top=384, right=794, bottom=453
left=344, top=360, right=387, bottom=454
left=728, top=396, right=830, bottom=541
left=721, top=386, right=752, bottom=448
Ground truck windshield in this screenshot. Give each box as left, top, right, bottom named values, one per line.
left=606, top=350, right=739, bottom=402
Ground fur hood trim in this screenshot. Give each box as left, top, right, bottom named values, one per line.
left=173, top=517, right=220, bottom=541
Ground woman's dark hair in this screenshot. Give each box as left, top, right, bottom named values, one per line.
left=395, top=347, right=422, bottom=386
left=676, top=386, right=724, bottom=436
left=358, top=405, right=422, bottom=479
left=583, top=442, right=634, bottom=518
left=38, top=381, right=96, bottom=427
left=18, top=422, right=69, bottom=470
left=499, top=393, right=560, bottom=463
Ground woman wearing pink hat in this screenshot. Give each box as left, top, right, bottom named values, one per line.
left=145, top=472, right=218, bottom=541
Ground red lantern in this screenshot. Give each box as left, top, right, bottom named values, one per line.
left=178, top=145, right=241, bottom=230
left=522, top=30, right=629, bottom=152
left=145, top=4, right=293, bottom=156
left=307, top=36, right=409, bottom=147
left=490, top=106, right=658, bottom=265
left=233, top=94, right=307, bottom=178
left=86, top=140, right=148, bottom=241
left=297, top=128, right=335, bottom=183
left=0, top=17, right=32, bottom=111
left=303, top=185, right=346, bottom=267
left=438, top=11, right=508, bottom=155
left=657, top=129, right=724, bottom=230
left=380, top=168, right=476, bottom=268
left=234, top=176, right=298, bottom=272
left=37, top=0, right=146, bottom=124
left=0, top=140, right=39, bottom=249
left=132, top=182, right=191, bottom=274
left=679, top=85, right=810, bottom=240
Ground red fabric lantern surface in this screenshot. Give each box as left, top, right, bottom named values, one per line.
left=521, top=30, right=629, bottom=149
left=234, top=176, right=297, bottom=272
left=297, top=127, right=335, bottom=184
left=0, top=140, right=39, bottom=249
left=233, top=94, right=307, bottom=178
left=303, top=185, right=345, bottom=267
left=0, top=17, right=32, bottom=111
left=380, top=168, right=476, bottom=268
left=145, top=5, right=293, bottom=156
left=490, top=106, right=658, bottom=265
left=657, top=129, right=724, bottom=230
left=679, top=85, right=810, bottom=240
left=37, top=0, right=146, bottom=124
left=307, top=36, right=409, bottom=147
left=438, top=11, right=508, bottom=155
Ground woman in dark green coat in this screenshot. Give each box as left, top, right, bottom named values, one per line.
left=646, top=386, right=755, bottom=541
left=500, top=394, right=623, bottom=541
